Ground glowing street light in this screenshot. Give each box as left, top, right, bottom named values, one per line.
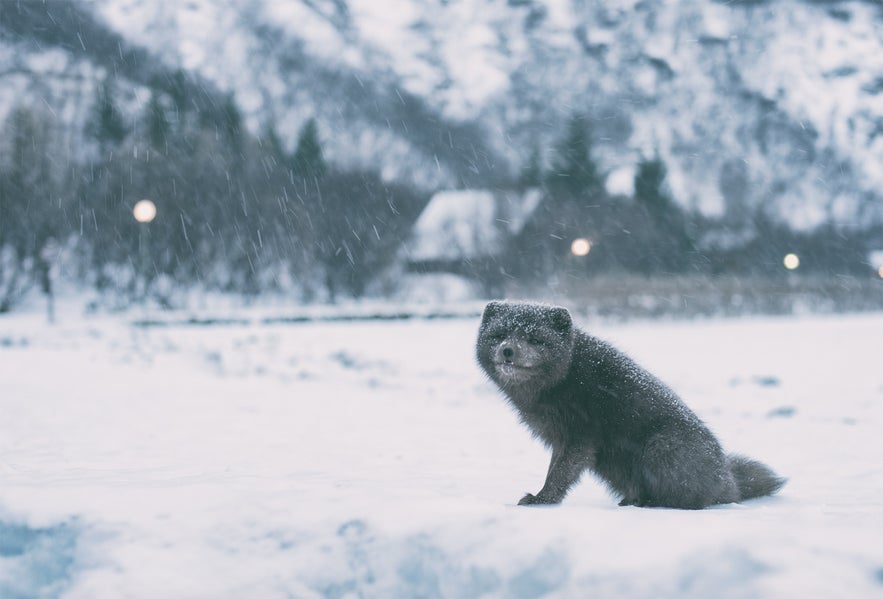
left=783, top=253, right=800, bottom=271
left=133, top=199, right=157, bottom=303
left=571, top=238, right=592, bottom=257
left=133, top=199, right=157, bottom=223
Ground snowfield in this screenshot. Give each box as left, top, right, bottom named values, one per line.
left=1, top=306, right=882, bottom=598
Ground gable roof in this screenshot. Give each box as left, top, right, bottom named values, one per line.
left=407, top=188, right=542, bottom=261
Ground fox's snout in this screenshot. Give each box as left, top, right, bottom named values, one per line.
left=498, top=342, right=516, bottom=362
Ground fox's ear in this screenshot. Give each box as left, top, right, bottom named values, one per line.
left=481, top=300, right=503, bottom=324
left=548, top=306, right=572, bottom=333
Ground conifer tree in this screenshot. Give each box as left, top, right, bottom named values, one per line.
left=220, top=93, right=243, bottom=150
left=259, top=121, right=287, bottom=168
left=633, top=156, right=694, bottom=271
left=145, top=92, right=171, bottom=150
left=291, top=118, right=327, bottom=179
left=90, top=77, right=128, bottom=148
left=634, top=157, right=673, bottom=218
left=167, top=69, right=190, bottom=115
left=548, top=114, right=603, bottom=199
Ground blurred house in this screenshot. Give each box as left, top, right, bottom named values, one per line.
left=402, top=188, right=543, bottom=298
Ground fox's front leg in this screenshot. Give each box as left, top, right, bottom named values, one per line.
left=518, top=446, right=592, bottom=505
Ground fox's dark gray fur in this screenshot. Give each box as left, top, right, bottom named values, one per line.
left=476, top=300, right=786, bottom=509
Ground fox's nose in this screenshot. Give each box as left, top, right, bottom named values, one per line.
left=499, top=343, right=515, bottom=361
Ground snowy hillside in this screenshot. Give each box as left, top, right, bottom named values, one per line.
left=1, top=309, right=882, bottom=597
left=87, top=0, right=883, bottom=225
left=1, top=0, right=881, bottom=222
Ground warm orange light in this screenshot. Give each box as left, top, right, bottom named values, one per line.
left=133, top=199, right=157, bottom=223
left=571, top=238, right=592, bottom=257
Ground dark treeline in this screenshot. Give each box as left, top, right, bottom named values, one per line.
left=0, top=80, right=877, bottom=313
left=1, top=1, right=879, bottom=315
left=0, top=76, right=425, bottom=311
left=496, top=114, right=875, bottom=291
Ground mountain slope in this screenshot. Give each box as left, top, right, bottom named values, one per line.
left=3, top=0, right=881, bottom=226
left=0, top=0, right=505, bottom=188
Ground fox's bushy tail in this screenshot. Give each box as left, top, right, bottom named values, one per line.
left=728, top=454, right=787, bottom=501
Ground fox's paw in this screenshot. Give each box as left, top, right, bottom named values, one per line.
left=518, top=493, right=539, bottom=506
left=518, top=491, right=563, bottom=506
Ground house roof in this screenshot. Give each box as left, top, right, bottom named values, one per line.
left=407, top=188, right=542, bottom=261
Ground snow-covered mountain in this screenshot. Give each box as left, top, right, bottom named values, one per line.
left=3, top=0, right=882, bottom=228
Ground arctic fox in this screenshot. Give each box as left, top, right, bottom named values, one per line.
left=476, top=300, right=786, bottom=509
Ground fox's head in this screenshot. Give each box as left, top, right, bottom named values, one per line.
left=476, top=301, right=575, bottom=396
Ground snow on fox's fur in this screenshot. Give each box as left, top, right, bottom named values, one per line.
left=476, top=300, right=786, bottom=509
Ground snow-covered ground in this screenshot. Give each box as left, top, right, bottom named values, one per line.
left=1, top=305, right=882, bottom=598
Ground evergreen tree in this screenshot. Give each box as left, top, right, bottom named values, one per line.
left=145, top=92, right=171, bottom=150
left=167, top=69, right=190, bottom=116
left=634, top=158, right=671, bottom=215
left=258, top=120, right=287, bottom=168
left=547, top=114, right=603, bottom=198
left=633, top=156, right=694, bottom=272
left=220, top=93, right=243, bottom=150
left=89, top=77, right=128, bottom=148
left=153, top=69, right=191, bottom=130
left=291, top=118, right=327, bottom=179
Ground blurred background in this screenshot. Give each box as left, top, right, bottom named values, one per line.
left=1, top=0, right=882, bottom=319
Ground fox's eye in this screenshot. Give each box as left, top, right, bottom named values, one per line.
left=527, top=337, right=544, bottom=345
